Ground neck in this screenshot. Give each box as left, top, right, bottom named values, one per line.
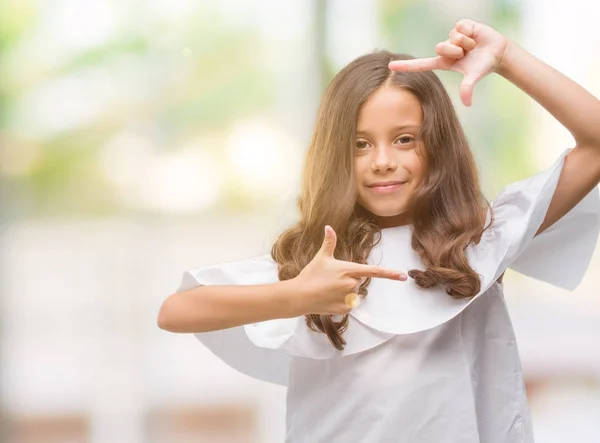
left=377, top=213, right=412, bottom=229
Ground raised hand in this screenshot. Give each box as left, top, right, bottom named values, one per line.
left=292, top=225, right=407, bottom=316
left=388, top=18, right=508, bottom=107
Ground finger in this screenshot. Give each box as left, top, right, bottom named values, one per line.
left=435, top=41, right=464, bottom=59
left=455, top=19, right=476, bottom=38
left=388, top=57, right=445, bottom=72
left=460, top=82, right=473, bottom=107
left=448, top=30, right=476, bottom=51
left=459, top=72, right=483, bottom=107
left=319, top=225, right=337, bottom=257
left=345, top=262, right=408, bottom=281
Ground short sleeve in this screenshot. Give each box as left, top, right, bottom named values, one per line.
left=323, top=149, right=600, bottom=337
left=171, top=149, right=600, bottom=373
left=176, top=254, right=293, bottom=386
left=480, top=148, right=600, bottom=290
left=175, top=254, right=396, bottom=385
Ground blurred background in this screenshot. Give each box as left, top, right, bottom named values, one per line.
left=1, top=0, right=599, bottom=442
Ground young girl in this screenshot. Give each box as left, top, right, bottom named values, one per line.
left=158, top=19, right=600, bottom=442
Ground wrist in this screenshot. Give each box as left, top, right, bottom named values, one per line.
left=496, top=38, right=519, bottom=78
left=274, top=278, right=309, bottom=318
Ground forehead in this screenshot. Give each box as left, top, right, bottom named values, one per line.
left=357, top=86, right=422, bottom=132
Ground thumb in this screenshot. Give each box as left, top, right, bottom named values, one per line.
left=319, top=225, right=337, bottom=257
left=459, top=72, right=482, bottom=107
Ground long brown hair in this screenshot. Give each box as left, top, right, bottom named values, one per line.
left=271, top=50, right=492, bottom=350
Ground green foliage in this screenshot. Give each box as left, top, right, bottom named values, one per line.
left=1, top=3, right=275, bottom=216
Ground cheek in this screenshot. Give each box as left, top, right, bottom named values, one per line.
left=353, top=158, right=366, bottom=185
left=353, top=162, right=369, bottom=205
left=406, top=152, right=425, bottom=185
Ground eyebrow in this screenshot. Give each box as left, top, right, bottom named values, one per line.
left=356, top=124, right=421, bottom=136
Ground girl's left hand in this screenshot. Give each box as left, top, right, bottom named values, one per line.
left=388, top=18, right=509, bottom=107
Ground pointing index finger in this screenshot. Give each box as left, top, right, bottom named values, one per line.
left=388, top=57, right=443, bottom=73
left=345, top=262, right=407, bottom=281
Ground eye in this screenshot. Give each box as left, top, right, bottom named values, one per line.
left=356, top=140, right=370, bottom=150
left=395, top=136, right=415, bottom=145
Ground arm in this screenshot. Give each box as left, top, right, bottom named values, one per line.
left=389, top=19, right=600, bottom=236
left=497, top=41, right=600, bottom=235
left=158, top=226, right=407, bottom=334
left=157, top=280, right=302, bottom=333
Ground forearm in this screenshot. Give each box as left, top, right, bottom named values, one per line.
left=157, top=279, right=303, bottom=333
left=497, top=39, right=600, bottom=146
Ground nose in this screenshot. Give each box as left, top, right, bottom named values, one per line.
left=371, top=145, right=398, bottom=172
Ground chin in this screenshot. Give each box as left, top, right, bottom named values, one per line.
left=366, top=207, right=407, bottom=218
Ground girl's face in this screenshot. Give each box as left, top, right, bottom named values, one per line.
left=354, top=85, right=424, bottom=228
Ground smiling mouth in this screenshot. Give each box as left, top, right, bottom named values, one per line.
left=368, top=182, right=406, bottom=193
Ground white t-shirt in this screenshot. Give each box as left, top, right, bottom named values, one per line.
left=285, top=283, right=531, bottom=443
left=174, top=149, right=600, bottom=443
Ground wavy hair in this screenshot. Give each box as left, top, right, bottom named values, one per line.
left=271, top=50, right=492, bottom=350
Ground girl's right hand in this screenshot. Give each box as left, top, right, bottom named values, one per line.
left=291, top=225, right=408, bottom=316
